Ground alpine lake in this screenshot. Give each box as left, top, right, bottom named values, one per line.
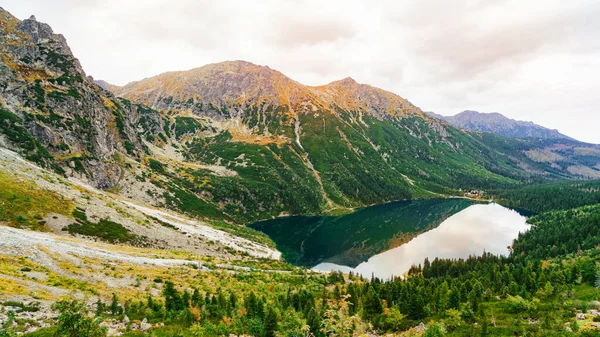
left=249, top=198, right=531, bottom=279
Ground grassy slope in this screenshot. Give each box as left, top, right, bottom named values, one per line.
left=0, top=171, right=73, bottom=230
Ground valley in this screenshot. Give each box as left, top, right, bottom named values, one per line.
left=1, top=6, right=600, bottom=337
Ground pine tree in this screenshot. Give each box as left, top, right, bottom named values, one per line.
left=110, top=293, right=119, bottom=315
left=263, top=307, right=278, bottom=337
left=408, top=292, right=426, bottom=320
left=95, top=299, right=104, bottom=317
left=363, top=286, right=384, bottom=320
left=163, top=281, right=183, bottom=312
left=449, top=287, right=460, bottom=309
left=191, top=288, right=201, bottom=306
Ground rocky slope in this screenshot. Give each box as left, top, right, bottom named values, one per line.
left=0, top=8, right=163, bottom=189
left=429, top=110, right=573, bottom=140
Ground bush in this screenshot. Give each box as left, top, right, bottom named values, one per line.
left=53, top=299, right=107, bottom=337
left=424, top=322, right=446, bottom=337
left=503, top=295, right=535, bottom=313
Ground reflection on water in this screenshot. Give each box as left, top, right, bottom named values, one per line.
left=313, top=203, right=529, bottom=279
left=250, top=198, right=477, bottom=267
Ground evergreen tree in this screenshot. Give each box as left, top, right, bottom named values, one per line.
left=449, top=287, right=460, bottom=310
left=363, top=286, right=384, bottom=320
left=408, top=292, right=426, bottom=320
left=263, top=307, right=278, bottom=337
left=163, top=281, right=183, bottom=312
left=191, top=288, right=201, bottom=306
left=110, top=293, right=119, bottom=315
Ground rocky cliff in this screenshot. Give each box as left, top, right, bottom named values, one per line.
left=0, top=8, right=163, bottom=188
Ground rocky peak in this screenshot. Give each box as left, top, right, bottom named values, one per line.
left=15, top=13, right=73, bottom=56
left=316, top=77, right=423, bottom=119
left=0, top=8, right=164, bottom=189
left=335, top=77, right=358, bottom=86
left=115, top=60, right=315, bottom=114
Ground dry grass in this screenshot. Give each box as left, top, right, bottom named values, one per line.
left=0, top=171, right=75, bottom=229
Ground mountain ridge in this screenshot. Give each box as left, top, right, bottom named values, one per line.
left=1, top=8, right=600, bottom=224
left=112, top=60, right=426, bottom=122
left=428, top=110, right=574, bottom=141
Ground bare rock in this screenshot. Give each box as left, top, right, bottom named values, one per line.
left=140, top=318, right=151, bottom=332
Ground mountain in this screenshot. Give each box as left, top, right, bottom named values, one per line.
left=0, top=9, right=165, bottom=188
left=2, top=7, right=600, bottom=225
left=429, top=110, right=573, bottom=140
left=94, top=79, right=121, bottom=92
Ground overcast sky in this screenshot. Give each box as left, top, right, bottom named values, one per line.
left=5, top=0, right=600, bottom=143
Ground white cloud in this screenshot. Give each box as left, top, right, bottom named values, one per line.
left=4, top=0, right=600, bottom=142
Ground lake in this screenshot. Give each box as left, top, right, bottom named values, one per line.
left=250, top=199, right=530, bottom=279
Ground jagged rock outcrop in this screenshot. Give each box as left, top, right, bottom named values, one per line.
left=0, top=8, right=163, bottom=188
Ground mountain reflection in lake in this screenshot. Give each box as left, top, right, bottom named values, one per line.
left=250, top=198, right=478, bottom=268
left=313, top=203, right=529, bottom=279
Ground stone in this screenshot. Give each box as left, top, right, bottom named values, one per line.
left=140, top=318, right=152, bottom=332
left=412, top=322, right=427, bottom=333
left=576, top=313, right=586, bottom=320
left=123, top=315, right=130, bottom=324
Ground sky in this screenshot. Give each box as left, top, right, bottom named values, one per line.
left=4, top=0, right=600, bottom=143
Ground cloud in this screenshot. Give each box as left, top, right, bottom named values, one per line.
left=266, top=17, right=356, bottom=48
left=3, top=0, right=600, bottom=143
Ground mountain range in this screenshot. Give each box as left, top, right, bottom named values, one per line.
left=2, top=8, right=600, bottom=225
left=426, top=110, right=573, bottom=140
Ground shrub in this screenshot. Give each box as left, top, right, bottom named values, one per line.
left=53, top=299, right=107, bottom=337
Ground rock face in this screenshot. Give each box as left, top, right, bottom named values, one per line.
left=430, top=110, right=573, bottom=140
left=0, top=8, right=163, bottom=188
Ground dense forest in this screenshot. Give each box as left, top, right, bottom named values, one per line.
left=6, top=204, right=600, bottom=337
left=491, top=180, right=600, bottom=213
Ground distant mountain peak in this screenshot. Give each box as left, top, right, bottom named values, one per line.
left=432, top=110, right=573, bottom=141
left=335, top=77, right=358, bottom=85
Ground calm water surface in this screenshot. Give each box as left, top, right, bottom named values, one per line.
left=250, top=199, right=529, bottom=279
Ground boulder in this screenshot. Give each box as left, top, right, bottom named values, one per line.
left=412, top=322, right=427, bottom=333
left=140, top=318, right=152, bottom=332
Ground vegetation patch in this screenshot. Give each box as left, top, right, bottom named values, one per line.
left=0, top=172, right=73, bottom=229
left=174, top=116, right=205, bottom=139
left=66, top=208, right=138, bottom=244
left=0, top=108, right=56, bottom=168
